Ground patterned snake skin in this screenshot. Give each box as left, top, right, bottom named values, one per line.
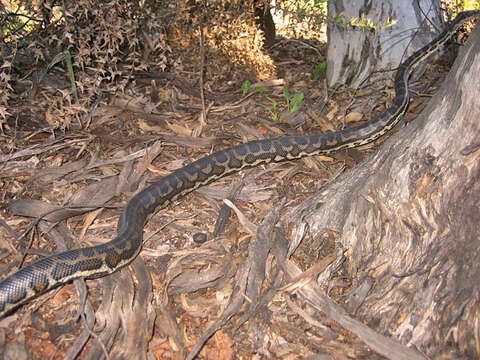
left=0, top=10, right=478, bottom=318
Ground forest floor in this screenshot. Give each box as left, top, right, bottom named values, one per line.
left=0, top=5, right=451, bottom=359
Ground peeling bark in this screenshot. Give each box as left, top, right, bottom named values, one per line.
left=290, top=23, right=480, bottom=358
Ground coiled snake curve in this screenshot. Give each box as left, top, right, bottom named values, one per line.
left=0, top=11, right=478, bottom=318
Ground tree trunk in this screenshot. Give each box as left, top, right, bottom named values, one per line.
left=254, top=0, right=276, bottom=47
left=327, top=0, right=443, bottom=87
left=289, top=23, right=480, bottom=358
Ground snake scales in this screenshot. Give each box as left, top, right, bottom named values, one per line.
left=0, top=11, right=478, bottom=318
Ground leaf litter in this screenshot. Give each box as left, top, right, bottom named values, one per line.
left=0, top=1, right=445, bottom=359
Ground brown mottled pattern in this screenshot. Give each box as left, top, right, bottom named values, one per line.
left=0, top=11, right=478, bottom=318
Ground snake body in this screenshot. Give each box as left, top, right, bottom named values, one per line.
left=0, top=11, right=478, bottom=318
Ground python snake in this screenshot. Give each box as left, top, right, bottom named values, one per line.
left=0, top=11, right=478, bottom=318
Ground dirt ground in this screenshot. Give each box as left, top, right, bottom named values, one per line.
left=0, top=3, right=454, bottom=359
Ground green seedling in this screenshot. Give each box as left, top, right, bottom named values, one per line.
left=241, top=80, right=251, bottom=95
left=284, top=86, right=304, bottom=114
left=311, top=61, right=327, bottom=80
left=266, top=96, right=280, bottom=121
left=241, top=80, right=270, bottom=96
left=39, top=51, right=79, bottom=104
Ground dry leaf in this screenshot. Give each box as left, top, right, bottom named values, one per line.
left=325, top=102, right=339, bottom=121
left=166, top=121, right=192, bottom=136
left=345, top=111, right=363, bottom=123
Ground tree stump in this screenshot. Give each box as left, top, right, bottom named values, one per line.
left=289, top=25, right=480, bottom=358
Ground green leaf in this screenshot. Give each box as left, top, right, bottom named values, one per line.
left=241, top=80, right=251, bottom=96
left=311, top=61, right=327, bottom=80
left=253, top=87, right=270, bottom=93
left=283, top=86, right=291, bottom=103
left=290, top=93, right=304, bottom=113
left=267, top=96, right=278, bottom=110
left=39, top=51, right=79, bottom=104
